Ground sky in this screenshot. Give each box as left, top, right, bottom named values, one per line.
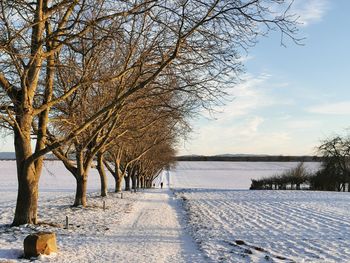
left=177, top=0, right=350, bottom=156
left=0, top=1, right=349, bottom=156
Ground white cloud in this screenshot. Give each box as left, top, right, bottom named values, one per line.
left=177, top=73, right=298, bottom=155
left=205, top=73, right=293, bottom=121
left=308, top=101, right=350, bottom=115
left=178, top=115, right=300, bottom=156
left=286, top=119, right=322, bottom=129
left=237, top=55, right=254, bottom=63
left=291, top=0, right=330, bottom=26
left=179, top=116, right=264, bottom=155
left=244, top=116, right=264, bottom=134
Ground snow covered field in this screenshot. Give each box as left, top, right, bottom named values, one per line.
left=2, top=160, right=350, bottom=263
left=175, top=189, right=350, bottom=263
left=170, top=161, right=320, bottom=189
left=171, top=162, right=350, bottom=262
left=0, top=160, right=118, bottom=205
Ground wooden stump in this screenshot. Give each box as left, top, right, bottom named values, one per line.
left=24, top=232, right=58, bottom=258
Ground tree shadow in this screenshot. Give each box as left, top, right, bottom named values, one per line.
left=0, top=248, right=23, bottom=260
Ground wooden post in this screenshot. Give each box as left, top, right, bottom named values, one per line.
left=65, top=216, right=69, bottom=229
left=121, top=192, right=123, bottom=199
left=103, top=200, right=106, bottom=210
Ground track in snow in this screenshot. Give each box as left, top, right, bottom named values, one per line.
left=108, top=189, right=205, bottom=263
left=176, top=189, right=350, bottom=263
left=0, top=189, right=205, bottom=263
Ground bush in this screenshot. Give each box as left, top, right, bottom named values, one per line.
left=250, top=162, right=309, bottom=190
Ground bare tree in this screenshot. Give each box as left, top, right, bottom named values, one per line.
left=0, top=0, right=154, bottom=225
left=103, top=92, right=184, bottom=193
left=0, top=0, right=300, bottom=225
left=316, top=136, right=350, bottom=191
left=136, top=142, right=176, bottom=189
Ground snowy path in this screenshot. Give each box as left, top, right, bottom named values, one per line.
left=104, top=189, right=205, bottom=263
left=0, top=189, right=205, bottom=262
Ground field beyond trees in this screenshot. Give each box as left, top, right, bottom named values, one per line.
left=2, top=160, right=350, bottom=262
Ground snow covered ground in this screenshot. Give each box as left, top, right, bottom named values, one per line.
left=175, top=189, right=350, bottom=263
left=0, top=161, right=204, bottom=262
left=0, top=189, right=205, bottom=262
left=0, top=160, right=118, bottom=205
left=171, top=161, right=350, bottom=263
left=2, top=160, right=349, bottom=263
left=170, top=161, right=320, bottom=189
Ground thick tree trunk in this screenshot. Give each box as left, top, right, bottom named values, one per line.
left=145, top=178, right=151, bottom=188
left=96, top=153, right=108, bottom=197
left=125, top=175, right=130, bottom=191
left=131, top=174, right=136, bottom=190
left=114, top=172, right=123, bottom=192
left=131, top=174, right=137, bottom=192
left=73, top=175, right=88, bottom=206
left=71, top=150, right=93, bottom=207
left=140, top=176, right=144, bottom=188
left=12, top=115, right=40, bottom=226
left=12, top=163, right=39, bottom=225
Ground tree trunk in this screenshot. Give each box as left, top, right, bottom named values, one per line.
left=131, top=174, right=136, bottom=190
left=125, top=175, right=130, bottom=191
left=137, top=175, right=140, bottom=189
left=114, top=171, right=123, bottom=192
left=96, top=153, right=108, bottom=197
left=131, top=174, right=137, bottom=192
left=12, top=163, right=39, bottom=225
left=12, top=115, right=40, bottom=226
left=74, top=175, right=88, bottom=206
left=145, top=178, right=151, bottom=188
left=140, top=176, right=144, bottom=188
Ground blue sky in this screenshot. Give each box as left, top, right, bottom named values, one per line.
left=178, top=0, right=350, bottom=156
left=0, top=1, right=348, bottom=156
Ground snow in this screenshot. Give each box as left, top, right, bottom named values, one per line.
left=175, top=189, right=350, bottom=262
left=0, top=161, right=203, bottom=262
left=0, top=160, right=122, bottom=204
left=171, top=161, right=320, bottom=189
left=171, top=161, right=350, bottom=262
left=2, top=160, right=349, bottom=263
left=0, top=189, right=204, bottom=262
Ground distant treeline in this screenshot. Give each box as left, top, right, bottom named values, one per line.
left=250, top=135, right=350, bottom=192
left=0, top=153, right=323, bottom=162
left=0, top=152, right=57, bottom=161
left=176, top=155, right=323, bottom=162
left=250, top=162, right=350, bottom=192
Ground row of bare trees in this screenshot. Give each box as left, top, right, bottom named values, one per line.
left=250, top=162, right=311, bottom=190
left=0, top=0, right=300, bottom=225
left=251, top=135, right=350, bottom=191
left=250, top=162, right=309, bottom=190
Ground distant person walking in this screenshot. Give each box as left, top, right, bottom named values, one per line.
left=160, top=182, right=163, bottom=189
